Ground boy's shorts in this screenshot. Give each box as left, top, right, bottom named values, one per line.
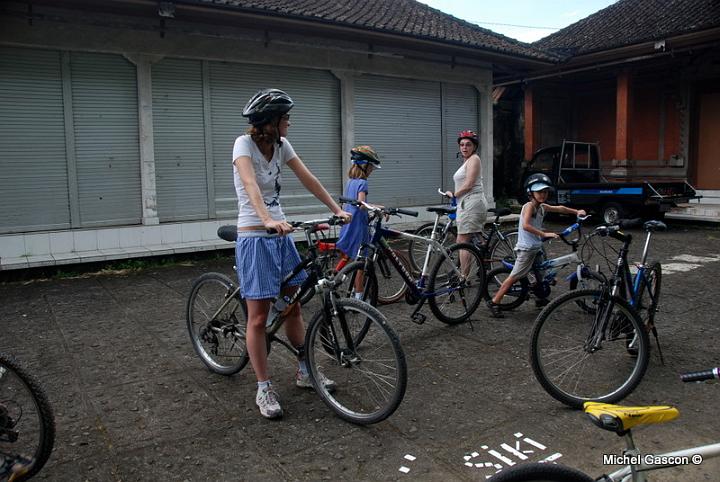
left=235, top=234, right=307, bottom=300
left=509, top=248, right=542, bottom=279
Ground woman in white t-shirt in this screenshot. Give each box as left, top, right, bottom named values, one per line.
left=232, top=88, right=351, bottom=419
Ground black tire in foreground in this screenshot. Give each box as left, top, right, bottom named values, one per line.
left=0, top=353, right=56, bottom=482
left=488, top=462, right=594, bottom=482
left=305, top=298, right=407, bottom=425
left=530, top=289, right=650, bottom=408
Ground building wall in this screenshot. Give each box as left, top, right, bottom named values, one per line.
left=0, top=7, right=495, bottom=269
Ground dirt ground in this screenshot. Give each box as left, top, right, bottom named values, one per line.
left=1, top=220, right=719, bottom=481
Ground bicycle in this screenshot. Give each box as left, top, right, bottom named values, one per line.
left=0, top=353, right=55, bottom=482
left=186, top=217, right=407, bottom=425
left=488, top=367, right=720, bottom=481
left=337, top=197, right=485, bottom=325
left=530, top=219, right=667, bottom=408
left=406, top=189, right=517, bottom=275
left=484, top=215, right=604, bottom=311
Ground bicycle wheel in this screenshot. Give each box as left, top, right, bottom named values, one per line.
left=488, top=230, right=517, bottom=271
left=428, top=242, right=485, bottom=324
left=636, top=261, right=662, bottom=326
left=335, top=260, right=379, bottom=306
left=407, top=222, right=456, bottom=273
left=0, top=353, right=55, bottom=482
left=305, top=298, right=407, bottom=425
left=375, top=250, right=409, bottom=304
left=568, top=268, right=606, bottom=313
left=186, top=272, right=249, bottom=375
left=488, top=462, right=594, bottom=482
left=484, top=265, right=529, bottom=310
left=300, top=248, right=342, bottom=305
left=530, top=289, right=650, bottom=408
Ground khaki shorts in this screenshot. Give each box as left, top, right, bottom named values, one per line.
left=509, top=248, right=542, bottom=279
left=456, top=193, right=488, bottom=234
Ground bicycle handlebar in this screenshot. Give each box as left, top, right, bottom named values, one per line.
left=265, top=216, right=345, bottom=234
left=680, top=367, right=720, bottom=382
left=338, top=197, right=419, bottom=218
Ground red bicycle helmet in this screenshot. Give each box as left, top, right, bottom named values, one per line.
left=457, top=130, right=478, bottom=145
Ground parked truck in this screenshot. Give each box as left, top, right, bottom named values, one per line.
left=519, top=141, right=698, bottom=223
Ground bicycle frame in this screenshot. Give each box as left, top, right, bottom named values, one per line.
left=602, top=437, right=720, bottom=481
left=366, top=224, right=463, bottom=300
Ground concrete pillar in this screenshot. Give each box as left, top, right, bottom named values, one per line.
left=331, top=70, right=355, bottom=184
left=477, top=82, right=495, bottom=206
left=124, top=53, right=163, bottom=225
left=615, top=70, right=632, bottom=162
left=523, top=84, right=536, bottom=161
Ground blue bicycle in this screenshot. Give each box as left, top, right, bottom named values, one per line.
left=483, top=215, right=603, bottom=310
left=530, top=219, right=666, bottom=408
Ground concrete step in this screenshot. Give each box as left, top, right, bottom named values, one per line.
left=666, top=203, right=720, bottom=222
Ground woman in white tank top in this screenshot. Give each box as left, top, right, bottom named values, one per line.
left=444, top=130, right=488, bottom=245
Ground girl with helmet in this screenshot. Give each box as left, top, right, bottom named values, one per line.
left=443, top=130, right=489, bottom=275
left=233, top=88, right=351, bottom=419
left=486, top=174, right=585, bottom=318
left=336, top=145, right=383, bottom=299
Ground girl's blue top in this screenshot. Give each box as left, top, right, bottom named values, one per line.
left=336, top=178, right=370, bottom=258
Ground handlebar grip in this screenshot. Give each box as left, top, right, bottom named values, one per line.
left=396, top=208, right=419, bottom=217
left=680, top=368, right=720, bottom=382
left=618, top=218, right=643, bottom=229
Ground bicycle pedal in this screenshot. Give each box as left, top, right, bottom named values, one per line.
left=410, top=313, right=426, bottom=325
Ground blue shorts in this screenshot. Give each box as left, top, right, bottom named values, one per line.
left=235, top=235, right=308, bottom=300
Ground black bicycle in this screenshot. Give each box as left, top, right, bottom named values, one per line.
left=0, top=353, right=55, bottom=482
left=337, top=197, right=485, bottom=325
left=186, top=217, right=407, bottom=425
left=530, top=219, right=666, bottom=408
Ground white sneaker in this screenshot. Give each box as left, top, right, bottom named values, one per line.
left=295, top=369, right=336, bottom=392
left=255, top=384, right=283, bottom=419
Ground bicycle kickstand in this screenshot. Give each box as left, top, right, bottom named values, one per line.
left=651, top=325, right=665, bottom=365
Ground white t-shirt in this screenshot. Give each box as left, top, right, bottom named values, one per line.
left=232, top=134, right=297, bottom=228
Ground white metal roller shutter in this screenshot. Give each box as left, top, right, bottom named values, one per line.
left=0, top=47, right=69, bottom=233
left=152, top=58, right=208, bottom=222
left=70, top=52, right=141, bottom=226
left=443, top=84, right=479, bottom=192
left=209, top=62, right=341, bottom=218
left=355, top=75, right=442, bottom=206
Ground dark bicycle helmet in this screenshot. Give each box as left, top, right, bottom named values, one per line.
left=457, top=129, right=479, bottom=145
left=242, top=88, right=294, bottom=125
left=525, top=172, right=554, bottom=193
left=351, top=145, right=381, bottom=169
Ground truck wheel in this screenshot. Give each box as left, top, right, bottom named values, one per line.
left=602, top=202, right=624, bottom=224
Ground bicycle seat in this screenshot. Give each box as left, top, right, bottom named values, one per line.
left=584, top=402, right=678, bottom=434
left=644, top=220, right=667, bottom=232
left=217, top=225, right=237, bottom=242
left=426, top=206, right=456, bottom=215
left=488, top=207, right=512, bottom=217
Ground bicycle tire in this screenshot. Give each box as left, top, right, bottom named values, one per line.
left=428, top=242, right=485, bottom=324
left=305, top=298, right=407, bottom=425
left=186, top=272, right=249, bottom=375
left=488, top=462, right=594, bottom=482
left=376, top=249, right=409, bottom=304
left=335, top=260, right=379, bottom=306
left=488, top=230, right=517, bottom=271
left=636, top=261, right=662, bottom=327
left=530, top=289, right=650, bottom=408
left=568, top=268, right=606, bottom=313
left=484, top=265, right=529, bottom=310
left=0, top=353, right=56, bottom=482
left=408, top=222, right=456, bottom=273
